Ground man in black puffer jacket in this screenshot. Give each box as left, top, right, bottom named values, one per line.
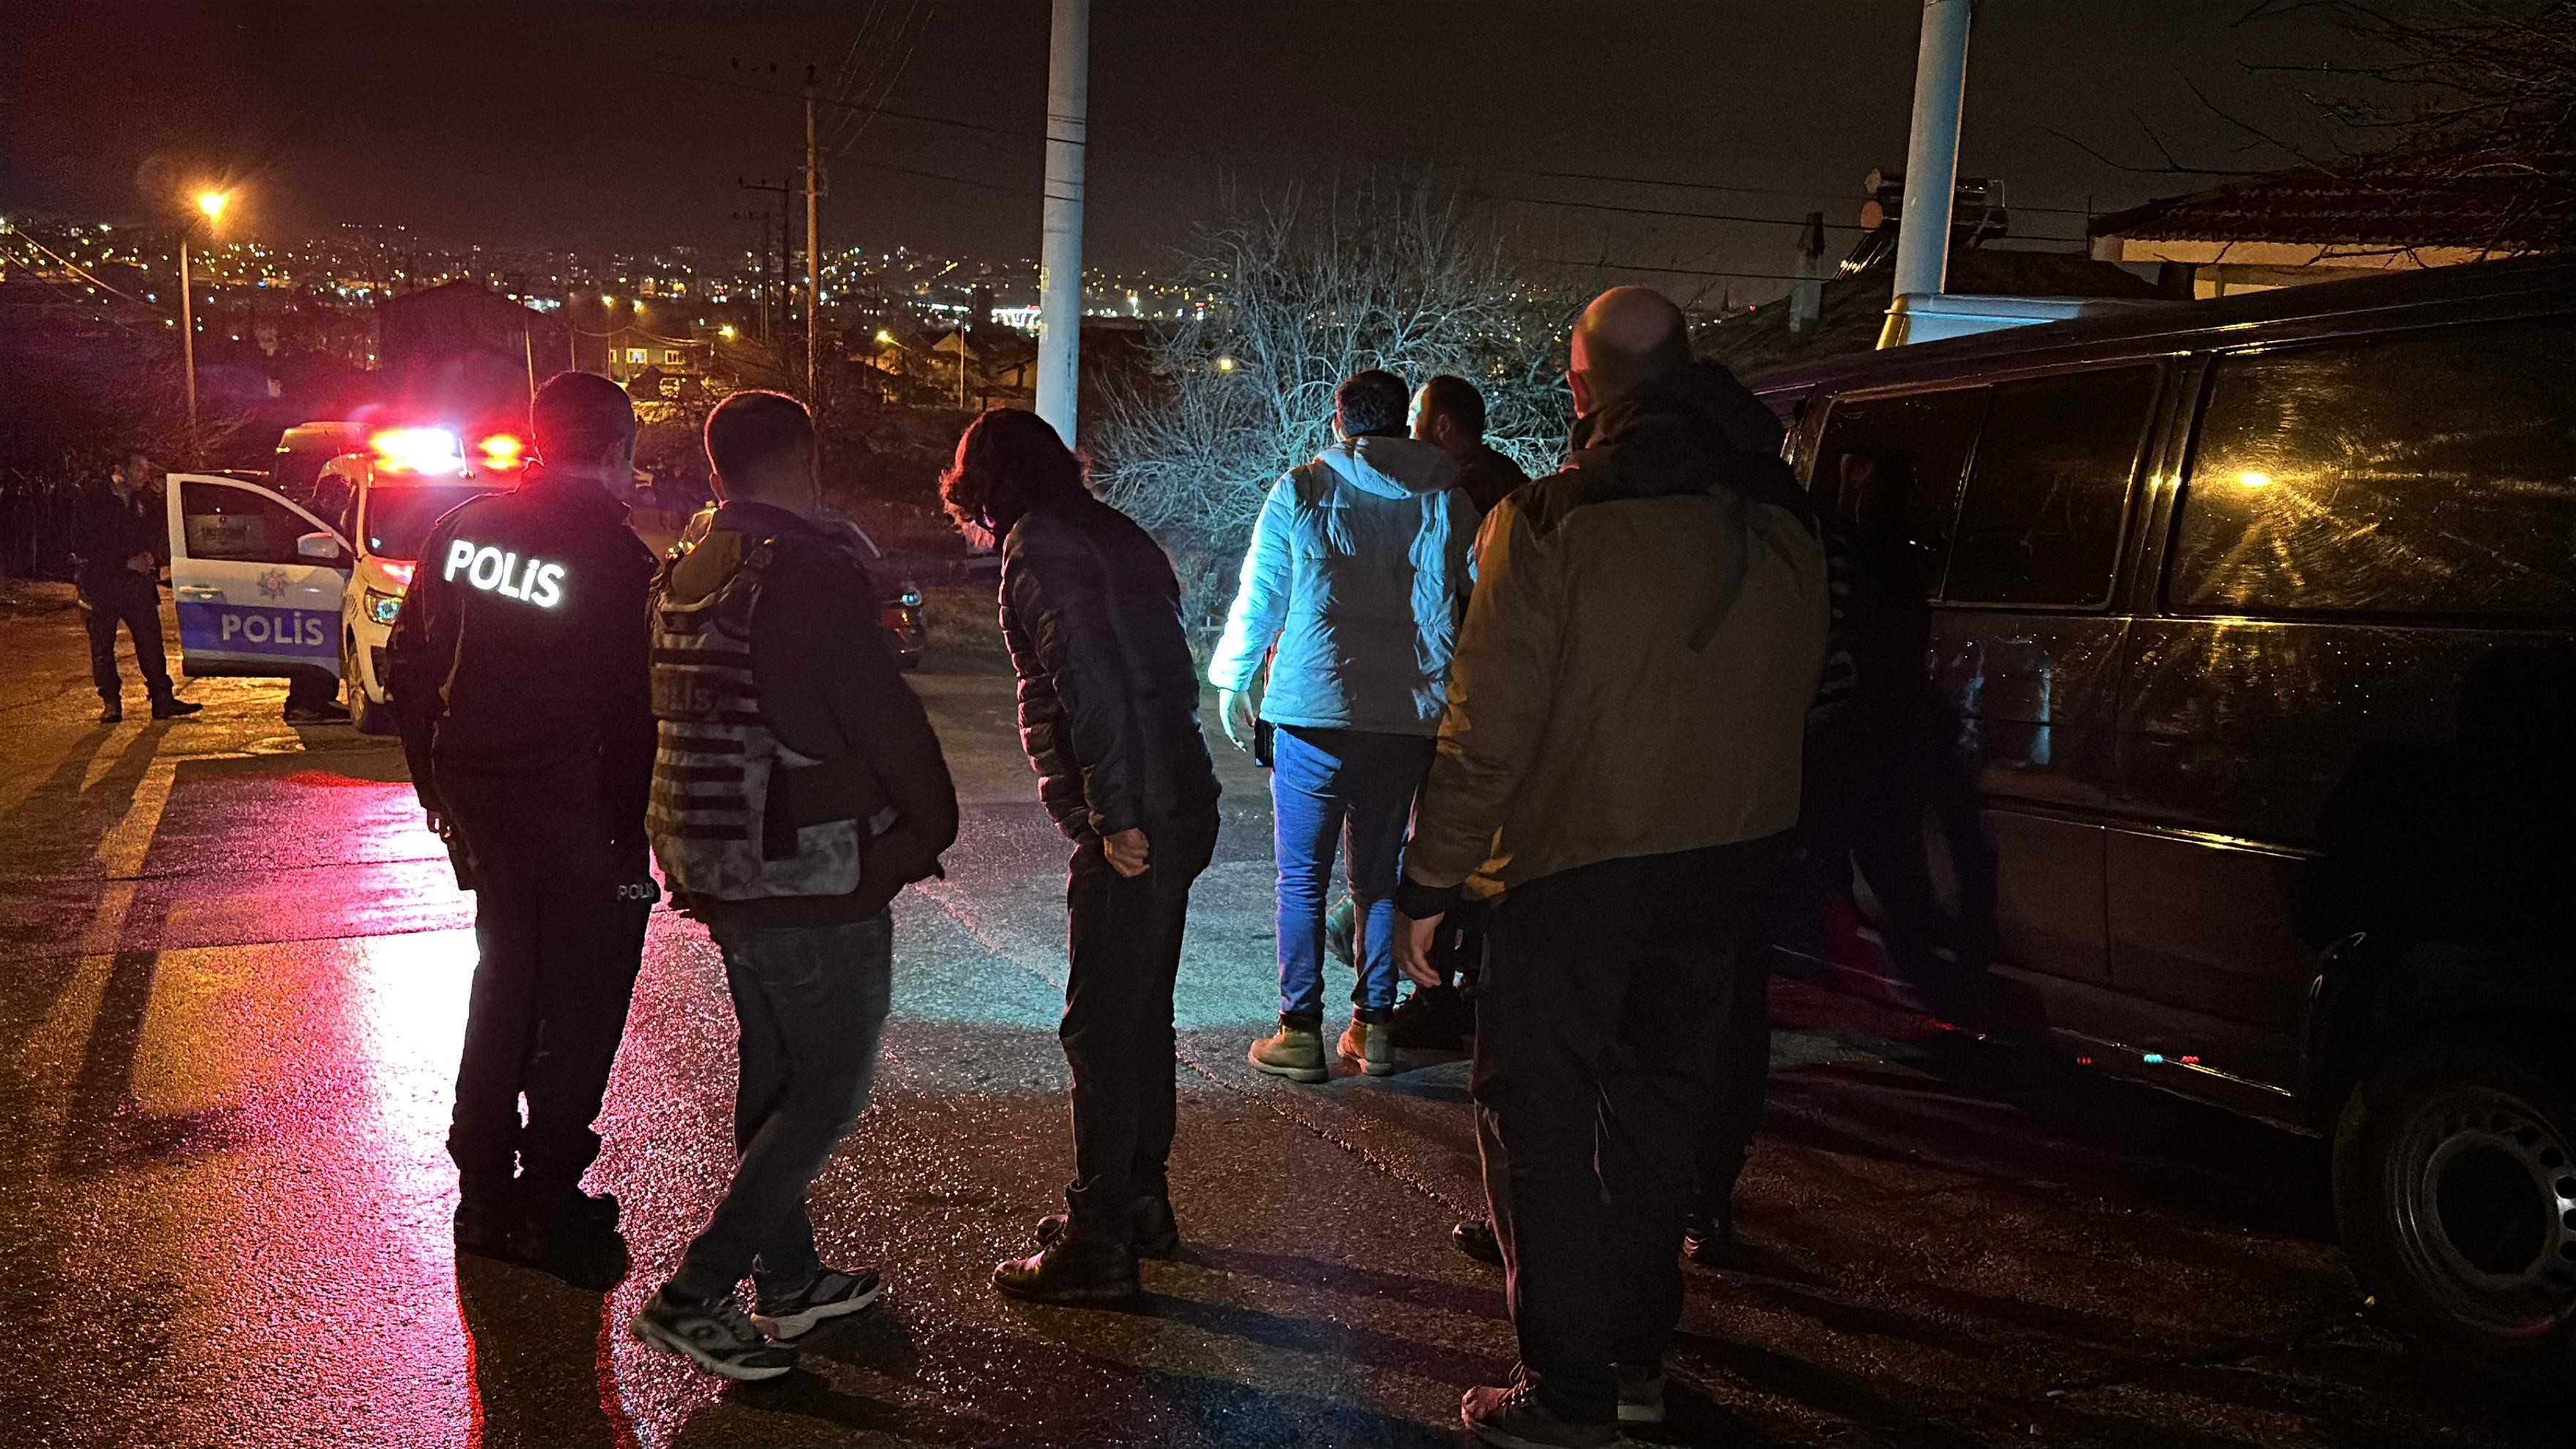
left=940, top=407, right=1221, bottom=1304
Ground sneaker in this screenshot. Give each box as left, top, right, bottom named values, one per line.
left=1615, top=1362, right=1666, bottom=1425
left=506, top=1193, right=629, bottom=1293
left=1388, top=983, right=1470, bottom=1051
left=1682, top=1210, right=1742, bottom=1268
left=149, top=697, right=202, bottom=719
left=97, top=702, right=123, bottom=724
left=992, top=1233, right=1139, bottom=1305
left=629, top=1287, right=796, bottom=1381
left=1461, top=1377, right=1619, bottom=1449
left=1453, top=1216, right=1503, bottom=1267
left=1247, top=1019, right=1328, bottom=1084
left=752, top=1267, right=882, bottom=1341
left=1036, top=1195, right=1180, bottom=1259
left=1338, top=1017, right=1396, bottom=1077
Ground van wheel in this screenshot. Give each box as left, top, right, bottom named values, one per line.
left=345, top=635, right=392, bottom=736
left=2334, top=1032, right=2576, bottom=1395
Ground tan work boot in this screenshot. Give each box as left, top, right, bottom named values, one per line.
left=1248, top=1019, right=1328, bottom=1083
left=1338, top=1016, right=1396, bottom=1076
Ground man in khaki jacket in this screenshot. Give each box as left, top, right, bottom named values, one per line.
left=1394, top=288, right=1827, bottom=1448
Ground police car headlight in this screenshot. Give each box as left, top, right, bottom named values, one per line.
left=364, top=588, right=402, bottom=626
left=899, top=588, right=923, bottom=608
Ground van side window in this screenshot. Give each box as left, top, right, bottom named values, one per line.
left=2170, top=318, right=2576, bottom=620
left=1942, top=366, right=2157, bottom=607
left=1811, top=385, right=1986, bottom=577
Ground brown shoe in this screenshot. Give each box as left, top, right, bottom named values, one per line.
left=1338, top=1017, right=1396, bottom=1076
left=1248, top=1019, right=1328, bottom=1083
left=1461, top=1377, right=1617, bottom=1448
left=992, top=1234, right=1139, bottom=1305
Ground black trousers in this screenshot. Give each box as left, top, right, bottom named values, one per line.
left=81, top=574, right=173, bottom=705
left=439, top=764, right=649, bottom=1208
left=1058, top=809, right=1218, bottom=1235
left=1474, top=836, right=1773, bottom=1425
left=1693, top=945, right=1772, bottom=1219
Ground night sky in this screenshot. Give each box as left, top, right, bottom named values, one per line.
left=2, top=1, right=2391, bottom=284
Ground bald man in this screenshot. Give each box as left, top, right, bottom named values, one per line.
left=1394, top=287, right=1827, bottom=1445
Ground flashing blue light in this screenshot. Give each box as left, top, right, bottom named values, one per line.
left=2142, top=1052, right=2165, bottom=1065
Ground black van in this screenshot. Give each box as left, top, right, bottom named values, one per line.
left=1751, top=255, right=2575, bottom=1388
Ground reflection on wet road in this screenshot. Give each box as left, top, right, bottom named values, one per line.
left=0, top=614, right=2552, bottom=1446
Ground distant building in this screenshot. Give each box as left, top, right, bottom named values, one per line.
left=2088, top=151, right=2564, bottom=299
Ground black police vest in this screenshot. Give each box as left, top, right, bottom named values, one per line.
left=645, top=542, right=862, bottom=900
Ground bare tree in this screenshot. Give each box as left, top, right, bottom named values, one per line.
left=2056, top=2, right=2570, bottom=250
left=1093, top=183, right=1573, bottom=637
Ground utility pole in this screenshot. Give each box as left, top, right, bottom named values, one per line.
left=1034, top=0, right=1088, bottom=441
left=738, top=174, right=793, bottom=345
left=804, top=64, right=823, bottom=397
left=1881, top=0, right=1973, bottom=348
left=179, top=231, right=201, bottom=446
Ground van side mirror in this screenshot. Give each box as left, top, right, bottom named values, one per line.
left=296, top=531, right=344, bottom=561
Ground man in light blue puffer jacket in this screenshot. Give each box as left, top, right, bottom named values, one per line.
left=1211, top=370, right=1479, bottom=1082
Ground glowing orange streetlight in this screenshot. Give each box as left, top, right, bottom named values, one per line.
left=180, top=188, right=236, bottom=446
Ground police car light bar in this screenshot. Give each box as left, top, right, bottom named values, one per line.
left=372, top=427, right=466, bottom=474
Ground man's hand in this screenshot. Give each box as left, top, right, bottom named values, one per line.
left=1104, top=826, right=1151, bottom=879
left=1217, top=688, right=1257, bottom=752
left=125, top=551, right=155, bottom=575
left=1394, top=911, right=1445, bottom=988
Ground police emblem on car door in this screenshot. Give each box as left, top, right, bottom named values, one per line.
left=163, top=473, right=353, bottom=678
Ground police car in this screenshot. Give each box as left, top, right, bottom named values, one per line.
left=162, top=427, right=518, bottom=731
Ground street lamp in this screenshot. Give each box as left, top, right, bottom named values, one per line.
left=180, top=189, right=233, bottom=451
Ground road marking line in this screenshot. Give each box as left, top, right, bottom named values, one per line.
left=95, top=755, right=179, bottom=879
left=80, top=721, right=152, bottom=795
left=16, top=748, right=181, bottom=1137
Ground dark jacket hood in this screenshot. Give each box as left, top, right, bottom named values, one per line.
left=1533, top=360, right=1813, bottom=533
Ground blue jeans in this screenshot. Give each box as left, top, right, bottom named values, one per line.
left=1271, top=726, right=1436, bottom=1022
left=672, top=913, right=893, bottom=1301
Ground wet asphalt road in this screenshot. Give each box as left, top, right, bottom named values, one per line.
left=0, top=582, right=2555, bottom=1448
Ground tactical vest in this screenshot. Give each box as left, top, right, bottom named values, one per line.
left=646, top=541, right=864, bottom=901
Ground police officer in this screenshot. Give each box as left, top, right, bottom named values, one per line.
left=72, top=452, right=201, bottom=724
left=386, top=371, right=657, bottom=1292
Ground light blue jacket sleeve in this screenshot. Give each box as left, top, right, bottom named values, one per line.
left=1207, top=477, right=1295, bottom=693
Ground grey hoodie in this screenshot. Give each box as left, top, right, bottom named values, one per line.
left=1210, top=435, right=1480, bottom=735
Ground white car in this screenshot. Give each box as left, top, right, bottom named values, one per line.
left=322, top=430, right=519, bottom=733
left=162, top=429, right=519, bottom=732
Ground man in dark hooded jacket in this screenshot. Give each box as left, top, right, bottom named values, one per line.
left=1396, top=288, right=1826, bottom=1446
left=940, top=407, right=1223, bottom=1306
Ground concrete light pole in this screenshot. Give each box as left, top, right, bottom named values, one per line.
left=180, top=190, right=230, bottom=455
left=1034, top=0, right=1088, bottom=442
left=1880, top=0, right=1973, bottom=348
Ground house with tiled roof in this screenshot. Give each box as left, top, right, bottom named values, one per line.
left=2087, top=144, right=2571, bottom=299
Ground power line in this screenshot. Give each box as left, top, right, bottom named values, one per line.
left=1480, top=191, right=1864, bottom=229
left=648, top=65, right=1038, bottom=141
left=1478, top=190, right=2092, bottom=244
left=1510, top=255, right=1821, bottom=283
left=849, top=157, right=1027, bottom=195
left=1489, top=164, right=2104, bottom=217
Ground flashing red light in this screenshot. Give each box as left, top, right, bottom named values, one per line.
left=371, top=427, right=465, bottom=474
left=378, top=559, right=417, bottom=589
left=476, top=433, right=527, bottom=471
